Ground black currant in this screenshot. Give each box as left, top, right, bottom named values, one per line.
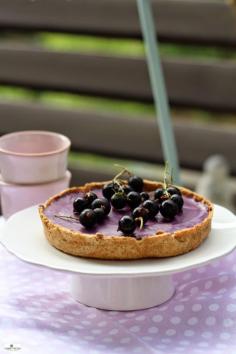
left=102, top=182, right=116, bottom=200
left=123, top=185, right=133, bottom=195
left=167, top=186, right=181, bottom=196
left=128, top=176, right=143, bottom=193
left=171, top=194, right=184, bottom=212
left=132, top=206, right=149, bottom=223
left=127, top=191, right=141, bottom=209
left=91, top=198, right=111, bottom=215
left=79, top=209, right=97, bottom=228
left=93, top=207, right=106, bottom=223
left=140, top=192, right=149, bottom=202
left=160, top=200, right=178, bottom=220
left=84, top=191, right=98, bottom=205
left=111, top=192, right=127, bottom=210
left=118, top=215, right=136, bottom=235
left=154, top=188, right=165, bottom=201
left=143, top=200, right=159, bottom=219
left=73, top=197, right=89, bottom=213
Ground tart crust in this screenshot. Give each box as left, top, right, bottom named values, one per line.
left=39, top=180, right=213, bottom=260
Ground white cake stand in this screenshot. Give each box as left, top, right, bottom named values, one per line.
left=1, top=205, right=236, bottom=311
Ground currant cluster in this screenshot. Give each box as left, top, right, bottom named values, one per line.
left=71, top=167, right=184, bottom=235
left=73, top=192, right=110, bottom=228
left=117, top=184, right=183, bottom=235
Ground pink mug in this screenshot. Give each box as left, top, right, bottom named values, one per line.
left=0, top=131, right=71, bottom=184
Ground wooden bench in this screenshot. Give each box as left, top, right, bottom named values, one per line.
left=0, top=0, right=236, bottom=186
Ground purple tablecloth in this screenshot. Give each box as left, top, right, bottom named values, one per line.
left=1, top=218, right=236, bottom=354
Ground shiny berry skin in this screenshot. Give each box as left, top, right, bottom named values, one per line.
left=84, top=191, right=98, bottom=205
left=140, top=192, right=149, bottom=202
left=102, top=183, right=115, bottom=200
left=154, top=188, right=165, bottom=201
left=111, top=193, right=127, bottom=210
left=73, top=197, right=88, bottom=213
left=160, top=200, right=178, bottom=220
left=128, top=176, right=143, bottom=193
left=167, top=186, right=181, bottom=196
left=132, top=206, right=149, bottom=223
left=118, top=215, right=136, bottom=235
left=91, top=198, right=111, bottom=215
left=171, top=194, right=184, bottom=212
left=143, top=200, right=159, bottom=219
left=79, top=209, right=97, bottom=228
left=93, top=208, right=106, bottom=223
left=123, top=185, right=133, bottom=195
left=127, top=191, right=142, bottom=209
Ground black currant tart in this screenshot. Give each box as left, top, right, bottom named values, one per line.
left=39, top=176, right=213, bottom=260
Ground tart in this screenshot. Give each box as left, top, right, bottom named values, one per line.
left=39, top=179, right=213, bottom=260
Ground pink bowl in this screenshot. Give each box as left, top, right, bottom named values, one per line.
left=0, top=171, right=71, bottom=219
left=0, top=131, right=71, bottom=184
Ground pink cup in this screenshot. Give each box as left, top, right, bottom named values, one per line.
left=0, top=131, right=71, bottom=184
left=0, top=171, right=71, bottom=219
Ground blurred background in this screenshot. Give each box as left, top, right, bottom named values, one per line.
left=0, top=0, right=236, bottom=209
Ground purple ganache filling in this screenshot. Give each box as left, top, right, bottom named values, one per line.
left=44, top=188, right=208, bottom=238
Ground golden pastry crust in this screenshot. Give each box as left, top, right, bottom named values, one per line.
left=39, top=180, right=213, bottom=260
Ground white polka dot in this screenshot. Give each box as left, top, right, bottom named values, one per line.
left=125, top=312, right=135, bottom=318
left=220, top=332, right=231, bottom=340
left=152, top=314, right=163, bottom=323
left=166, top=329, right=176, bottom=336
left=148, top=327, right=158, bottom=334
left=205, top=280, right=213, bottom=289
left=223, top=318, right=234, bottom=327
left=132, top=348, right=143, bottom=353
left=170, top=316, right=181, bottom=325
left=201, top=331, right=213, bottom=339
left=184, top=330, right=194, bottom=337
left=135, top=315, right=146, bottom=321
left=120, top=337, right=131, bottom=344
left=109, top=329, right=119, bottom=335
left=219, top=275, right=229, bottom=283
left=98, top=321, right=107, bottom=327
left=211, top=260, right=220, bottom=268
left=183, top=273, right=192, bottom=280
left=87, top=313, right=97, bottom=319
left=159, top=306, right=168, bottom=312
left=142, top=336, right=152, bottom=341
left=174, top=305, right=184, bottom=313
left=197, top=266, right=206, bottom=274
left=190, top=287, right=199, bottom=295
left=218, top=288, right=226, bottom=294
left=188, top=317, right=198, bottom=326
left=179, top=340, right=190, bottom=346
left=192, top=304, right=202, bottom=312
left=130, top=326, right=140, bottom=333
left=92, top=329, right=102, bottom=334
left=198, top=342, right=209, bottom=348
left=227, top=304, right=236, bottom=312
left=84, top=336, right=95, bottom=341
left=206, top=316, right=216, bottom=326
left=209, top=303, right=219, bottom=311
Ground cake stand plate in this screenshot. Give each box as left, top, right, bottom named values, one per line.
left=1, top=205, right=236, bottom=311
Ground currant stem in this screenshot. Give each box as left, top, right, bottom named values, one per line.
left=54, top=214, right=80, bottom=223
left=135, top=217, right=144, bottom=230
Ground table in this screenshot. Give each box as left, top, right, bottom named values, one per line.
left=0, top=217, right=236, bottom=354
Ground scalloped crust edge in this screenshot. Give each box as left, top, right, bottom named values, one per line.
left=38, top=180, right=213, bottom=260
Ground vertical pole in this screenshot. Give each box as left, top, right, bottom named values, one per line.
left=137, top=0, right=180, bottom=184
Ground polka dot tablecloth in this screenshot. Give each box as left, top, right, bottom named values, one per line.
left=1, top=218, right=236, bottom=354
